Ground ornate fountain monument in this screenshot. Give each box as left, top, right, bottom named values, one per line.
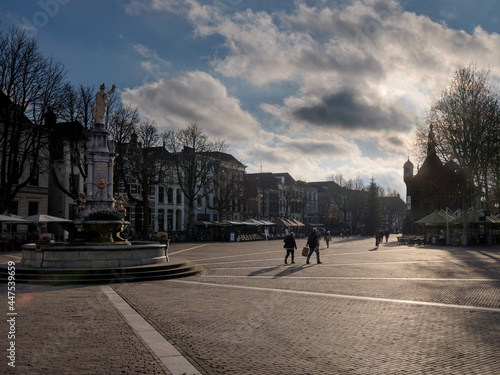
left=9, top=84, right=201, bottom=283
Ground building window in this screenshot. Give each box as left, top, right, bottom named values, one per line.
left=29, top=164, right=39, bottom=186
left=159, top=186, right=164, bottom=203
left=28, top=201, right=39, bottom=233
left=176, top=189, right=182, bottom=205
left=158, top=209, right=164, bottom=231
left=167, top=188, right=173, bottom=204
left=167, top=209, right=173, bottom=230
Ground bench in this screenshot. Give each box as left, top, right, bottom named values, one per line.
left=397, top=236, right=408, bottom=245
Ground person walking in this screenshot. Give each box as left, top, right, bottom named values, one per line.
left=283, top=232, right=297, bottom=264
left=325, top=231, right=331, bottom=248
left=384, top=229, right=390, bottom=243
left=375, top=228, right=383, bottom=248
left=306, top=228, right=322, bottom=264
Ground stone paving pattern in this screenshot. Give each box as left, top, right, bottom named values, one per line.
left=0, top=284, right=171, bottom=375
left=1, top=236, right=500, bottom=374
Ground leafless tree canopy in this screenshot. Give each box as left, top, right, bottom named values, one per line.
left=418, top=62, right=500, bottom=207
left=0, top=27, right=66, bottom=213
left=164, top=123, right=226, bottom=239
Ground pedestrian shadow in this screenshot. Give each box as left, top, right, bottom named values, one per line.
left=273, top=264, right=309, bottom=278
left=248, top=265, right=283, bottom=277
left=369, top=247, right=378, bottom=251
left=247, top=263, right=310, bottom=278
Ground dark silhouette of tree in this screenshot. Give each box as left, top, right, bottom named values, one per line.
left=108, top=104, right=140, bottom=196
left=0, top=27, right=66, bottom=214
left=362, top=178, right=383, bottom=236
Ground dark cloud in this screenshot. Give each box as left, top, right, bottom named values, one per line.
left=292, top=89, right=414, bottom=132
left=290, top=140, right=349, bottom=157
left=386, top=135, right=404, bottom=146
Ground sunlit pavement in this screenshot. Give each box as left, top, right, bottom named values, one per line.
left=2, top=236, right=500, bottom=374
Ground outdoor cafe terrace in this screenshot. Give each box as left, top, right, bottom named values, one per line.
left=401, top=208, right=500, bottom=246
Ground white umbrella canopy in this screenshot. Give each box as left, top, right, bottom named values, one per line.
left=0, top=214, right=26, bottom=222
left=22, top=214, right=71, bottom=224
left=20, top=214, right=72, bottom=236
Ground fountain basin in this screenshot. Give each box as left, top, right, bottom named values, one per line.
left=21, top=241, right=169, bottom=268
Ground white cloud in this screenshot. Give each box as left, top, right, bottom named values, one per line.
left=121, top=0, right=500, bottom=194
left=124, top=0, right=189, bottom=15
left=132, top=43, right=172, bottom=82
left=120, top=70, right=260, bottom=143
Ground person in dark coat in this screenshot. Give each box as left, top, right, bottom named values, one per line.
left=375, top=228, right=383, bottom=248
left=283, top=232, right=297, bottom=264
left=384, top=229, right=390, bottom=243
left=324, top=231, right=331, bottom=248
left=306, top=228, right=322, bottom=264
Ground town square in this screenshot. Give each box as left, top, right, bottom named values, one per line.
left=2, top=236, right=500, bottom=374
left=1, top=1, right=500, bottom=374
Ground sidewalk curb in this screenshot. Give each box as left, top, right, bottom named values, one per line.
left=100, top=285, right=201, bottom=375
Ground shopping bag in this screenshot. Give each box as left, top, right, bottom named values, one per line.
left=302, top=246, right=309, bottom=256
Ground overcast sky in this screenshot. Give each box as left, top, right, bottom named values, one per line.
left=2, top=0, right=500, bottom=196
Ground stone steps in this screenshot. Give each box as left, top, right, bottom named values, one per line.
left=0, top=259, right=202, bottom=285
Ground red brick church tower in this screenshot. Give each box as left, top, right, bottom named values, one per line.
left=404, top=125, right=466, bottom=222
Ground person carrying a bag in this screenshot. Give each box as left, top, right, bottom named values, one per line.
left=306, top=228, right=322, bottom=264
left=283, top=232, right=297, bottom=264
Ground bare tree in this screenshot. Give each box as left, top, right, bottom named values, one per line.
left=48, top=83, right=93, bottom=200
left=108, top=104, right=139, bottom=148
left=422, top=63, right=500, bottom=209
left=164, top=123, right=225, bottom=239
left=108, top=104, right=140, bottom=195
left=204, top=152, right=245, bottom=221
left=0, top=27, right=66, bottom=214
left=117, top=121, right=172, bottom=239
left=76, top=84, right=95, bottom=130
left=58, top=83, right=79, bottom=122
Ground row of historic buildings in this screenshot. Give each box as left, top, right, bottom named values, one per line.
left=2, top=106, right=407, bottom=239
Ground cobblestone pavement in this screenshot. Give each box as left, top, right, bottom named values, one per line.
left=1, top=236, right=500, bottom=374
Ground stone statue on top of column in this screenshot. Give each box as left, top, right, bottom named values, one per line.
left=92, top=83, right=116, bottom=124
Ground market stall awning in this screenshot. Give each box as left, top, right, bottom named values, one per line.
left=246, top=219, right=262, bottom=225
left=276, top=218, right=295, bottom=227
left=415, top=210, right=456, bottom=225
left=260, top=220, right=276, bottom=226
left=289, top=219, right=305, bottom=226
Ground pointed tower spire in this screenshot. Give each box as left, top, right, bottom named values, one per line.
left=427, top=124, right=436, bottom=156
